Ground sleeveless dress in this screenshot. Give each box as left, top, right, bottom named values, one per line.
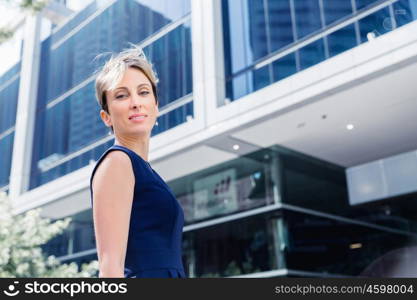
left=89, top=145, right=186, bottom=278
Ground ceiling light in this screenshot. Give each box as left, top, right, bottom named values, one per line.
left=232, top=144, right=240, bottom=150
left=346, top=124, right=354, bottom=130
left=350, top=243, right=362, bottom=249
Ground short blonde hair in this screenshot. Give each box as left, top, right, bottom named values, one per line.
left=94, top=44, right=159, bottom=113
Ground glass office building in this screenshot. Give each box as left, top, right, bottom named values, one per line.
left=2, top=0, right=417, bottom=277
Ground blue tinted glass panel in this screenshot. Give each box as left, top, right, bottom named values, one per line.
left=358, top=7, right=391, bottom=43
left=144, top=20, right=192, bottom=108
left=43, top=0, right=190, bottom=104
left=268, top=0, right=294, bottom=52
left=298, top=38, right=326, bottom=70
left=356, top=0, right=380, bottom=11
left=322, top=0, right=353, bottom=25
left=222, top=0, right=232, bottom=79
left=247, top=0, right=269, bottom=60
left=31, top=82, right=107, bottom=187
left=393, top=0, right=417, bottom=28
left=230, top=71, right=252, bottom=100
left=227, top=64, right=276, bottom=100
left=151, top=101, right=193, bottom=136
left=50, top=1, right=99, bottom=44
left=0, top=76, right=19, bottom=133
left=0, top=62, right=20, bottom=86
left=253, top=65, right=271, bottom=91
left=225, top=0, right=268, bottom=74
left=293, top=0, right=322, bottom=39
left=0, top=133, right=14, bottom=187
left=272, top=52, right=297, bottom=83
left=31, top=140, right=114, bottom=188
left=328, top=24, right=357, bottom=57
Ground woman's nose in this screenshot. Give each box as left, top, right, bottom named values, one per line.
left=131, top=94, right=142, bottom=109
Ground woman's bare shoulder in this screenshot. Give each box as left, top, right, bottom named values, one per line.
left=92, top=150, right=134, bottom=189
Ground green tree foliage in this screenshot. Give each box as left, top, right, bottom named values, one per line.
left=0, top=0, right=51, bottom=44
left=0, top=192, right=98, bottom=277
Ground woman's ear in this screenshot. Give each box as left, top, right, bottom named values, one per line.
left=100, top=109, right=112, bottom=128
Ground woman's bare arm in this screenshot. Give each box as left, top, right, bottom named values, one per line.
left=92, top=151, right=135, bottom=277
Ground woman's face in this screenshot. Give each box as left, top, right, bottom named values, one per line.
left=101, top=67, right=158, bottom=137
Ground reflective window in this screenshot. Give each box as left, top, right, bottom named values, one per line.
left=183, top=212, right=283, bottom=277
left=171, top=148, right=276, bottom=224
left=223, top=0, right=268, bottom=74
left=268, top=0, right=294, bottom=52
left=272, top=52, right=297, bottom=83
left=298, top=38, right=326, bottom=70
left=358, top=6, right=391, bottom=43
left=253, top=65, right=271, bottom=92
left=356, top=0, right=380, bottom=11
left=0, top=62, right=20, bottom=189
left=285, top=210, right=415, bottom=276
left=0, top=70, right=19, bottom=133
left=144, top=20, right=192, bottom=107
left=393, top=0, right=417, bottom=28
left=43, top=209, right=95, bottom=258
left=222, top=0, right=409, bottom=102
left=322, top=0, right=353, bottom=25
left=293, top=0, right=322, bottom=39
left=327, top=24, right=357, bottom=57
left=0, top=133, right=14, bottom=188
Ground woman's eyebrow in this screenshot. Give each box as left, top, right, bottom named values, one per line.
left=114, top=83, right=151, bottom=91
left=137, top=83, right=151, bottom=88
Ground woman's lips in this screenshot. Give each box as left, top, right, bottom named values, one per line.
left=129, top=115, right=147, bottom=122
left=129, top=113, right=147, bottom=123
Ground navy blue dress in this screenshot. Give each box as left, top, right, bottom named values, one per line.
left=90, top=145, right=186, bottom=278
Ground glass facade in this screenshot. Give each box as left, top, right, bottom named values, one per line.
left=222, top=0, right=417, bottom=102
left=0, top=62, right=20, bottom=190
left=30, top=0, right=192, bottom=189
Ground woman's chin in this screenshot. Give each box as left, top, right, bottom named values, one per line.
left=117, top=128, right=150, bottom=137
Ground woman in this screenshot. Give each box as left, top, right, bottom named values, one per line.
left=90, top=46, right=186, bottom=278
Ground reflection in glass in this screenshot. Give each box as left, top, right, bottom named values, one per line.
left=322, top=0, right=353, bottom=25
left=144, top=20, right=192, bottom=107
left=293, top=0, right=322, bottom=39
left=284, top=210, right=416, bottom=276
left=356, top=0, right=380, bottom=11
left=171, top=149, right=276, bottom=223
left=182, top=212, right=283, bottom=277
left=268, top=0, right=294, bottom=52
left=0, top=75, right=19, bottom=133
left=272, top=53, right=296, bottom=83
left=0, top=133, right=14, bottom=188
left=298, top=38, right=326, bottom=70
left=327, top=24, right=357, bottom=57
left=358, top=7, right=391, bottom=43
left=253, top=65, right=271, bottom=91
left=393, top=0, right=417, bottom=28
left=43, top=209, right=95, bottom=258
left=225, top=0, right=250, bottom=74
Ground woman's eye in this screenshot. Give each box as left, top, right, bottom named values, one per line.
left=139, top=91, right=150, bottom=96
left=116, top=94, right=127, bottom=99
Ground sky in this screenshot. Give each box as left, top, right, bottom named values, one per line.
left=0, top=0, right=91, bottom=75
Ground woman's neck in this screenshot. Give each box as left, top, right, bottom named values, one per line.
left=114, top=135, right=150, bottom=162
